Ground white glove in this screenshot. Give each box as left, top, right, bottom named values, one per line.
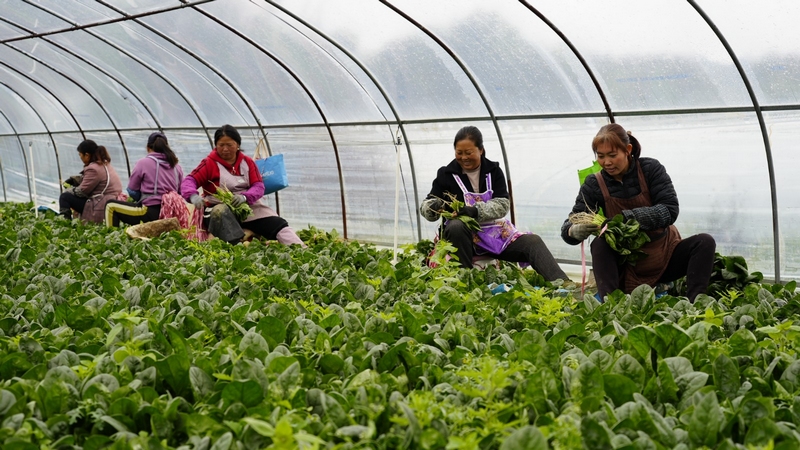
left=231, top=194, right=247, bottom=207
left=569, top=223, right=600, bottom=241
left=190, top=194, right=205, bottom=211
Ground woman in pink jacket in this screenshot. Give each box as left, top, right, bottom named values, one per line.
left=59, top=140, right=122, bottom=223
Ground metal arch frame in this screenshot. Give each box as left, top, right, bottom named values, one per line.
left=0, top=68, right=84, bottom=199
left=0, top=105, right=20, bottom=202
left=2, top=0, right=215, bottom=44
left=262, top=0, right=423, bottom=241
left=378, top=0, right=518, bottom=224
left=517, top=0, right=615, bottom=124
left=0, top=106, right=25, bottom=202
left=0, top=145, right=6, bottom=201
left=0, top=61, right=85, bottom=137
left=0, top=81, right=57, bottom=202
left=687, top=0, right=781, bottom=282
left=3, top=44, right=132, bottom=177
left=0, top=15, right=164, bottom=133
left=93, top=1, right=265, bottom=139
left=93, top=0, right=280, bottom=210
left=23, top=1, right=215, bottom=148
left=191, top=5, right=350, bottom=238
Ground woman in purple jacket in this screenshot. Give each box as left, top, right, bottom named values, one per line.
left=105, top=132, right=184, bottom=226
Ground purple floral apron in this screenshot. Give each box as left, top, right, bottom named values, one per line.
left=452, top=174, right=524, bottom=255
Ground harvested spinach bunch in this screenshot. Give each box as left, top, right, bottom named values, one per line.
left=602, top=213, right=651, bottom=266
left=570, top=209, right=650, bottom=266
left=210, top=185, right=253, bottom=222
left=438, top=193, right=481, bottom=232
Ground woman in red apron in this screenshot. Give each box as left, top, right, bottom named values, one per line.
left=420, top=126, right=567, bottom=282
left=561, top=124, right=715, bottom=302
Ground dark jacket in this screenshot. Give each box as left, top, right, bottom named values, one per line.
left=427, top=156, right=508, bottom=203
left=420, top=155, right=510, bottom=223
left=561, top=157, right=679, bottom=245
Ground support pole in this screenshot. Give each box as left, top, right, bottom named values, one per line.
left=392, top=127, right=402, bottom=264
left=29, top=141, right=37, bottom=217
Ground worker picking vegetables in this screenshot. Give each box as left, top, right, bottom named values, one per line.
left=419, top=125, right=568, bottom=282
left=561, top=123, right=716, bottom=302
left=180, top=125, right=304, bottom=246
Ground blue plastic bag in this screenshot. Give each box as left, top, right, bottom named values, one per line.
left=255, top=154, right=289, bottom=194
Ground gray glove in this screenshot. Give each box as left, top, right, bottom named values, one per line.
left=457, top=205, right=478, bottom=219
left=63, top=175, right=83, bottom=187
left=569, top=223, right=600, bottom=241
left=73, top=187, right=88, bottom=198
left=231, top=194, right=247, bottom=207
left=190, top=194, right=205, bottom=211
left=428, top=198, right=444, bottom=212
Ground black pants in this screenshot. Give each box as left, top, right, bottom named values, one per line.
left=442, top=219, right=568, bottom=281
left=59, top=190, right=87, bottom=219
left=203, top=204, right=289, bottom=244
left=592, top=233, right=716, bottom=301
left=105, top=200, right=161, bottom=227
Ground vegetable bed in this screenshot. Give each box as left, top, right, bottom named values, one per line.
left=1, top=202, right=800, bottom=450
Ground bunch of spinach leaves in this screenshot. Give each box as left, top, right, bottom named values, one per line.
left=601, top=213, right=651, bottom=266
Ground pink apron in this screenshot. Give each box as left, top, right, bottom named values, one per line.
left=206, top=161, right=277, bottom=222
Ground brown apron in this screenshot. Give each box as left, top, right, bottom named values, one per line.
left=594, top=165, right=681, bottom=293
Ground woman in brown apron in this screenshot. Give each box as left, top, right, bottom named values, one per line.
left=561, top=124, right=716, bottom=302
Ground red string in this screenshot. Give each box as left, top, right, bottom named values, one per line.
left=188, top=206, right=209, bottom=241
left=581, top=241, right=586, bottom=299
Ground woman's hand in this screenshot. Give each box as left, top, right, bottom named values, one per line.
left=569, top=223, right=600, bottom=241
left=429, top=198, right=444, bottom=211
left=231, top=194, right=247, bottom=207
left=63, top=175, right=83, bottom=187
left=457, top=205, right=478, bottom=218
left=190, top=194, right=205, bottom=211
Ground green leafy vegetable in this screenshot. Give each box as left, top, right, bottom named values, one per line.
left=209, top=184, right=252, bottom=221
left=570, top=209, right=650, bottom=265
left=438, top=193, right=481, bottom=232
left=0, top=202, right=798, bottom=449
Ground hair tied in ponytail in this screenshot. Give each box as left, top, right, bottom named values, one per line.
left=148, top=131, right=167, bottom=148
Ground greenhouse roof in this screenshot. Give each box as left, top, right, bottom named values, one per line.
left=1, top=0, right=799, bottom=280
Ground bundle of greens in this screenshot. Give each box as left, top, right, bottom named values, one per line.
left=438, top=193, right=481, bottom=232
left=210, top=184, right=252, bottom=221
left=570, top=209, right=650, bottom=266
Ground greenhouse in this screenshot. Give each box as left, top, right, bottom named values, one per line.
left=2, top=1, right=800, bottom=449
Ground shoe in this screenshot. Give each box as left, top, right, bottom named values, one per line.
left=554, top=288, right=571, bottom=298
left=654, top=282, right=673, bottom=299
left=489, top=283, right=511, bottom=294
left=58, top=208, right=72, bottom=220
